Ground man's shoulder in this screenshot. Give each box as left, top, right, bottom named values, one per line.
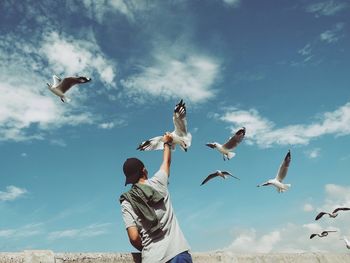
left=148, top=169, right=169, bottom=187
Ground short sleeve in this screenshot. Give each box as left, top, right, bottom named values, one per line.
left=120, top=200, right=137, bottom=229
left=148, top=169, right=169, bottom=189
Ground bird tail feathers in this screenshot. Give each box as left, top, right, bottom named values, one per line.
left=227, top=152, right=236, bottom=159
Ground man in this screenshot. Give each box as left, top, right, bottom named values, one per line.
left=120, top=133, right=192, bottom=263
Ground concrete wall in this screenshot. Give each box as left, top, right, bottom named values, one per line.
left=1, top=251, right=350, bottom=263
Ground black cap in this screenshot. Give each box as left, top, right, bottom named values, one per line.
left=123, top=158, right=145, bottom=186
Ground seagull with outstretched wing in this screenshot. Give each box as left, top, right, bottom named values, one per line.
left=206, top=127, right=245, bottom=160
left=257, top=150, right=292, bottom=193
left=310, top=230, right=337, bottom=239
left=137, top=99, right=192, bottom=152
left=47, top=75, right=92, bottom=102
left=315, top=207, right=350, bottom=220
left=201, top=170, right=240, bottom=186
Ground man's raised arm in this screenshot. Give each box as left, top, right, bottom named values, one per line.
left=160, top=133, right=173, bottom=176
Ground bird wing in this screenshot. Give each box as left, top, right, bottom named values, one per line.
left=137, top=136, right=163, bottom=151
left=310, top=234, right=317, bottom=239
left=173, top=99, right=188, bottom=137
left=222, top=171, right=240, bottom=180
left=222, top=127, right=245, bottom=150
left=275, top=150, right=291, bottom=182
left=323, top=230, right=337, bottom=236
left=52, top=75, right=61, bottom=86
left=201, top=172, right=219, bottom=185
left=332, top=207, right=350, bottom=214
left=315, top=212, right=328, bottom=221
left=206, top=143, right=216, bottom=149
left=57, top=77, right=83, bottom=93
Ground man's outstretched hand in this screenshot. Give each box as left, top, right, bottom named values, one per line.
left=163, top=132, right=173, bottom=144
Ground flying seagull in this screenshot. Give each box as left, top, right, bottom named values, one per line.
left=257, top=150, right=292, bottom=193
left=47, top=75, right=92, bottom=102
left=206, top=127, right=245, bottom=160
left=137, top=99, right=192, bottom=152
left=315, top=207, right=350, bottom=221
left=309, top=230, right=337, bottom=239
left=200, top=170, right=240, bottom=186
left=342, top=236, right=350, bottom=249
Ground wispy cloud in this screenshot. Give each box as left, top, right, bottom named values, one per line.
left=0, top=29, right=107, bottom=142
left=98, top=122, right=115, bottom=129
left=303, top=203, right=315, bottom=212
left=306, top=0, right=348, bottom=16
left=298, top=43, right=312, bottom=57
left=320, top=23, right=345, bottom=43
left=305, top=148, right=321, bottom=159
left=222, top=0, right=241, bottom=8
left=225, top=228, right=281, bottom=253
left=224, top=184, right=350, bottom=252
left=40, top=31, right=116, bottom=88
left=0, top=223, right=43, bottom=239
left=121, top=43, right=221, bottom=103
left=98, top=119, right=126, bottom=129
left=0, top=186, right=27, bottom=202
left=50, top=139, right=67, bottom=147
left=219, top=102, right=350, bottom=148
left=48, top=223, right=111, bottom=240
left=80, top=0, right=153, bottom=23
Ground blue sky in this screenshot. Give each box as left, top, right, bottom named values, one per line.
left=1, top=0, right=350, bottom=253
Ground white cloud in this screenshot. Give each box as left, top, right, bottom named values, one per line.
left=98, top=122, right=115, bottom=129
left=0, top=186, right=27, bottom=202
left=222, top=0, right=241, bottom=7
left=306, top=148, right=321, bottom=159
left=219, top=102, right=350, bottom=148
left=21, top=153, right=27, bottom=158
left=303, top=203, right=315, bottom=212
left=40, top=31, right=116, bottom=88
left=0, top=223, right=43, bottom=239
left=306, top=0, right=348, bottom=16
left=0, top=30, right=107, bottom=142
left=223, top=184, right=350, bottom=253
left=320, top=23, right=344, bottom=43
left=50, top=139, right=67, bottom=147
left=298, top=43, right=312, bottom=56
left=121, top=45, right=220, bottom=103
left=225, top=228, right=281, bottom=253
left=48, top=223, right=111, bottom=240
left=81, top=0, right=152, bottom=23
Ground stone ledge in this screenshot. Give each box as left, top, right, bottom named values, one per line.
left=1, top=251, right=350, bottom=263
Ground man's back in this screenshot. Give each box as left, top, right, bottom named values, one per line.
left=121, top=169, right=190, bottom=263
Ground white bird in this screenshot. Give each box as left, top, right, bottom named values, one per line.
left=137, top=99, right=192, bottom=152
left=257, top=150, right=292, bottom=193
left=206, top=127, right=245, bottom=161
left=309, top=230, right=337, bottom=239
left=315, top=207, right=350, bottom=220
left=201, top=170, right=240, bottom=186
left=47, top=75, right=92, bottom=102
left=342, top=236, right=350, bottom=249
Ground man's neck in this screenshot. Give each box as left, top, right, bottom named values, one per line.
left=138, top=178, right=146, bottom=184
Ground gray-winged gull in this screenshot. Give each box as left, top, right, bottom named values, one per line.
left=137, top=99, right=192, bottom=152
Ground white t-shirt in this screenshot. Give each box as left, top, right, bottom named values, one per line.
left=121, top=169, right=190, bottom=263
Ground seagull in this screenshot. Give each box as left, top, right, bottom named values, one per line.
left=257, top=150, right=292, bottom=193
left=200, top=170, right=240, bottom=186
left=309, top=230, right=337, bottom=239
left=206, top=127, right=245, bottom=161
left=47, top=75, right=92, bottom=102
left=342, top=236, right=350, bottom=249
left=137, top=99, right=192, bottom=152
left=315, top=207, right=350, bottom=220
